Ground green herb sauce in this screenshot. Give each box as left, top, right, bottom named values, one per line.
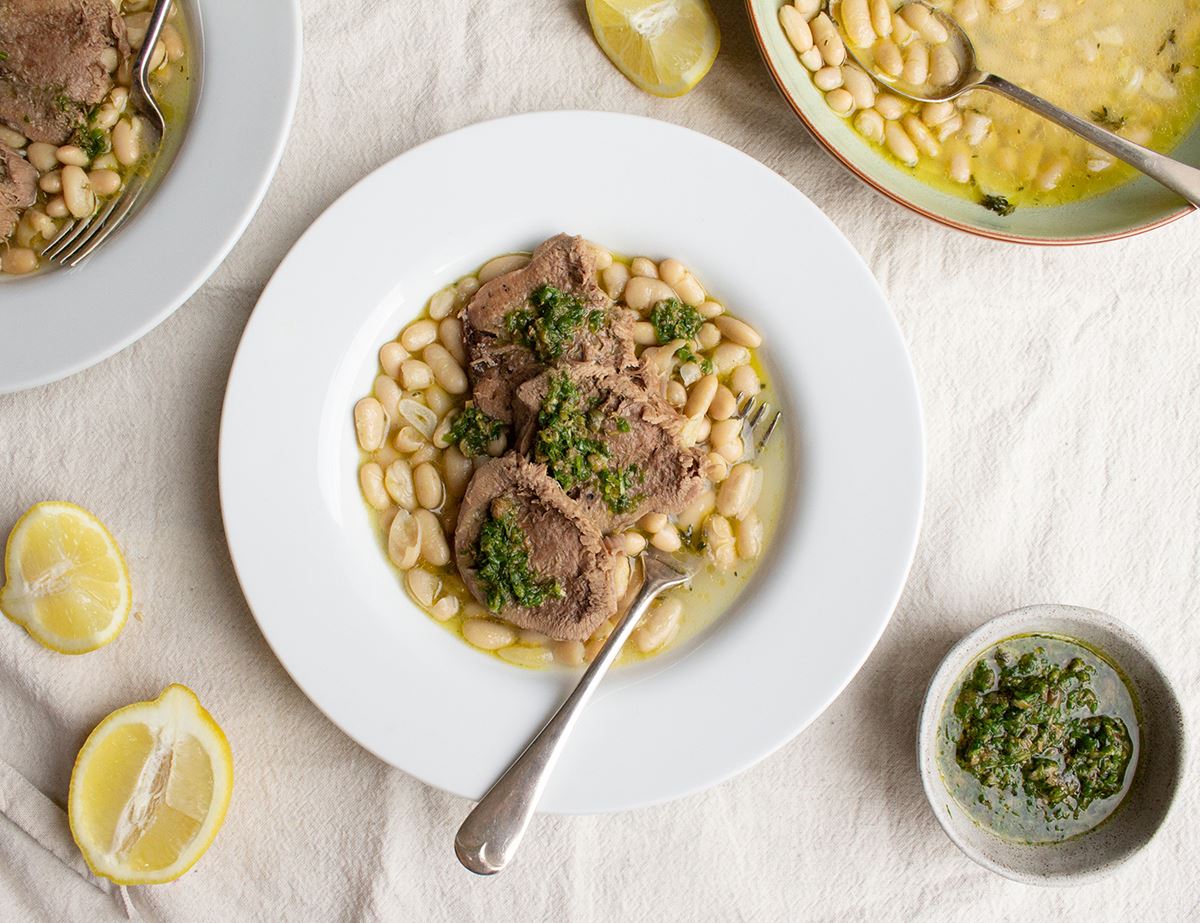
left=473, top=505, right=564, bottom=612
left=533, top=373, right=644, bottom=514
left=504, top=285, right=605, bottom=362
left=447, top=405, right=505, bottom=458
left=939, top=635, right=1139, bottom=844
left=649, top=298, right=704, bottom=343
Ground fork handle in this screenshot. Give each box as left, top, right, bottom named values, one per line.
left=135, top=0, right=174, bottom=89
left=982, top=73, right=1200, bottom=207
left=454, top=559, right=684, bottom=875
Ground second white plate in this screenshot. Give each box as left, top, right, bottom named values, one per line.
left=220, top=111, right=925, bottom=813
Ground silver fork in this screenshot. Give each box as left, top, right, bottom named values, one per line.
left=735, top=391, right=782, bottom=453
left=42, top=0, right=172, bottom=267
left=455, top=549, right=692, bottom=875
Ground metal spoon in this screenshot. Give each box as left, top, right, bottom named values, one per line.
left=454, top=549, right=691, bottom=875
left=830, top=0, right=1200, bottom=206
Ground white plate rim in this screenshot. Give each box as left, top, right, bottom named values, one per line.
left=0, top=0, right=303, bottom=394
left=219, top=110, right=926, bottom=814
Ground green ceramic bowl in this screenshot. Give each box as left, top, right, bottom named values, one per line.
left=746, top=0, right=1199, bottom=244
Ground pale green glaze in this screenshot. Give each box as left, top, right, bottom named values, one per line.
left=747, top=0, right=1200, bottom=243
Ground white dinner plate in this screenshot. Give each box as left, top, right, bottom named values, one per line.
left=219, top=111, right=925, bottom=813
left=0, top=0, right=302, bottom=394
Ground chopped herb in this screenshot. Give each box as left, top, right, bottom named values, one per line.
left=473, top=506, right=564, bottom=612
left=675, top=343, right=714, bottom=375
left=954, top=648, right=1133, bottom=819
left=447, top=405, right=505, bottom=457
left=53, top=93, right=73, bottom=113
left=649, top=298, right=704, bottom=343
left=0, top=51, right=8, bottom=62
left=1158, top=29, right=1177, bottom=55
left=533, top=373, right=644, bottom=513
left=504, top=285, right=600, bottom=362
left=680, top=524, right=707, bottom=552
left=980, top=194, right=1016, bottom=217
left=73, top=125, right=110, bottom=160
left=1091, top=106, right=1127, bottom=131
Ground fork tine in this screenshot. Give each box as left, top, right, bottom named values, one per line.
left=41, top=218, right=88, bottom=260
left=55, top=194, right=124, bottom=264
left=63, top=176, right=147, bottom=267
left=737, top=393, right=757, bottom=419
left=748, top=401, right=768, bottom=429
left=758, top=412, right=781, bottom=451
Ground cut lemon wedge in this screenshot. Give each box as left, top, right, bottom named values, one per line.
left=0, top=501, right=131, bottom=654
left=586, top=0, right=721, bottom=98
left=69, top=685, right=234, bottom=885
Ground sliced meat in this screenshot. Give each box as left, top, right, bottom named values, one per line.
left=455, top=455, right=618, bottom=641
left=513, top=363, right=706, bottom=532
left=0, top=0, right=129, bottom=144
left=0, top=141, right=36, bottom=238
left=461, top=234, right=637, bottom=423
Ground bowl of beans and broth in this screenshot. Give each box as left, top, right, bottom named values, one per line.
left=748, top=0, right=1200, bottom=243
left=918, top=605, right=1185, bottom=883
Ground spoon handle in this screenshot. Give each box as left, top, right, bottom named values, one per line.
left=982, top=74, right=1200, bottom=208
left=454, top=554, right=688, bottom=875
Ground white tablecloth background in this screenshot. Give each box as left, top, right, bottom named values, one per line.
left=1, top=1, right=1197, bottom=919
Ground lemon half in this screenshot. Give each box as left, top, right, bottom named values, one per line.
left=587, top=0, right=721, bottom=98
left=0, top=501, right=131, bottom=654
left=69, top=685, right=234, bottom=885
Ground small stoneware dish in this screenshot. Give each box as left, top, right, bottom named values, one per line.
left=745, top=0, right=1199, bottom=244
left=917, top=604, right=1186, bottom=885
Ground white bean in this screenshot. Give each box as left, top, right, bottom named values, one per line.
left=27, top=142, right=58, bottom=172
left=384, top=459, right=417, bottom=509
left=900, top=4, right=949, bottom=44
left=380, top=341, right=409, bottom=378
left=499, top=646, right=553, bottom=669
left=414, top=508, right=450, bottom=566
left=1, top=248, right=37, bottom=274
left=800, top=47, right=824, bottom=71
left=677, top=489, right=717, bottom=531
left=633, top=321, right=658, bottom=345
left=810, top=14, right=846, bottom=67
left=875, top=39, right=904, bottom=78
left=729, top=364, right=760, bottom=398
left=875, top=92, right=906, bottom=120
left=400, top=359, right=434, bottom=390
left=708, top=385, right=737, bottom=422
left=674, top=273, right=705, bottom=307
left=651, top=525, right=681, bottom=552
left=962, top=111, right=992, bottom=146
left=921, top=101, right=956, bottom=127
left=666, top=381, right=687, bottom=407
left=407, top=569, right=439, bottom=608
left=88, top=169, right=121, bottom=196
left=814, top=66, right=844, bottom=92
left=56, top=144, right=89, bottom=167
left=658, top=258, right=687, bottom=286
left=394, top=425, right=425, bottom=454
left=45, top=196, right=68, bottom=218
left=930, top=44, right=960, bottom=87
left=854, top=109, right=886, bottom=144
left=438, top=317, right=467, bottom=365
left=902, top=42, right=930, bottom=86
left=841, top=0, right=875, bottom=47
left=902, top=114, right=941, bottom=158
left=705, top=515, right=737, bottom=570
left=639, top=512, right=669, bottom=533
left=885, top=120, right=919, bottom=166
left=602, top=263, right=630, bottom=299
left=0, top=125, right=26, bottom=148
left=949, top=150, right=972, bottom=184
left=443, top=446, right=473, bottom=497
left=373, top=374, right=401, bottom=418
left=387, top=509, right=421, bottom=569
left=633, top=598, right=683, bottom=653
left=870, top=0, right=894, bottom=37
left=704, top=452, right=730, bottom=482
left=39, top=171, right=62, bottom=194
left=400, top=319, right=437, bottom=352
left=355, top=397, right=386, bottom=451
left=736, top=513, right=764, bottom=560
left=112, top=118, right=140, bottom=166
left=624, top=276, right=678, bottom=312
left=713, top=315, right=762, bottom=348
left=463, top=619, right=516, bottom=650
left=552, top=639, right=585, bottom=666
left=477, top=253, right=530, bottom=283
left=1036, top=155, right=1069, bottom=191
left=430, top=596, right=459, bottom=622
left=718, top=463, right=758, bottom=519
left=423, top=343, right=468, bottom=394
left=698, top=300, right=725, bottom=319
left=428, top=287, right=456, bottom=320
left=841, top=65, right=876, bottom=110
left=684, top=374, right=718, bottom=419
left=413, top=462, right=445, bottom=510
left=712, top=343, right=750, bottom=375
left=779, top=5, right=814, bottom=53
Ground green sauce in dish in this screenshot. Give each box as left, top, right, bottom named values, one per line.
left=938, top=634, right=1139, bottom=844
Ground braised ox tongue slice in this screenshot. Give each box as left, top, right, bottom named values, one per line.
left=0, top=0, right=129, bottom=144
left=513, top=362, right=707, bottom=533
left=460, top=234, right=637, bottom=423
left=0, top=140, right=36, bottom=237
left=454, top=455, right=619, bottom=642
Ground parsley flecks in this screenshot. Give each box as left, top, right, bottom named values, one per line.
left=1091, top=106, right=1127, bottom=131
left=473, top=506, right=564, bottom=612
left=73, top=125, right=110, bottom=160
left=675, top=343, right=714, bottom=375
left=504, top=285, right=600, bottom=362
left=980, top=194, right=1016, bottom=217
left=649, top=298, right=703, bottom=343
left=447, top=405, right=505, bottom=458
left=534, top=373, right=644, bottom=513
left=954, top=649, right=1133, bottom=819
left=0, top=51, right=8, bottom=62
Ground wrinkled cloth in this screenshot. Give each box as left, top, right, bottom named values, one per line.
left=1, top=1, right=1198, bottom=920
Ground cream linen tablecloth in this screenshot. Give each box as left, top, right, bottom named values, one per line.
left=1, top=1, right=1197, bottom=920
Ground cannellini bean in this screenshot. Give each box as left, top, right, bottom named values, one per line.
left=930, top=44, right=960, bottom=87
left=630, top=257, right=658, bottom=278
left=1036, top=155, right=1069, bottom=191
left=374, top=375, right=404, bottom=420
left=583, top=621, right=615, bottom=663
left=624, top=276, right=678, bottom=312
left=56, top=144, right=89, bottom=167
left=793, top=0, right=820, bottom=17
left=552, top=639, right=585, bottom=667
left=612, top=554, right=631, bottom=599
left=430, top=596, right=459, bottom=622
left=709, top=418, right=742, bottom=449
left=413, top=462, right=445, bottom=509
left=870, top=0, right=894, bottom=37
left=477, top=253, right=530, bottom=284
left=94, top=106, right=120, bottom=130
left=729, top=365, right=760, bottom=398
left=902, top=115, right=940, bottom=157
left=414, top=508, right=450, bottom=566
left=841, top=65, right=876, bottom=110
left=438, top=317, right=467, bottom=365
left=658, top=258, right=687, bottom=286
left=602, top=263, right=630, bottom=299
left=585, top=241, right=613, bottom=270
left=0, top=126, right=25, bottom=148
left=677, top=489, right=717, bottom=531
left=87, top=169, right=121, bottom=196
left=21, top=208, right=56, bottom=240
left=799, top=47, right=824, bottom=71
left=1, top=248, right=37, bottom=274
left=811, top=13, right=846, bottom=67
left=409, top=444, right=438, bottom=466
left=387, top=509, right=421, bottom=569
left=39, top=171, right=62, bottom=194
left=27, top=142, right=58, bottom=172
left=713, top=315, right=762, bottom=348
left=400, top=359, right=434, bottom=390
left=520, top=629, right=549, bottom=646
left=949, top=150, right=972, bottom=184
left=423, top=343, right=467, bottom=394
left=423, top=385, right=453, bottom=417
left=45, top=196, right=68, bottom=218
left=718, top=463, right=759, bottom=519
left=855, top=109, right=887, bottom=143
left=634, top=598, right=683, bottom=653
left=380, top=341, right=408, bottom=378
left=779, top=5, right=814, bottom=53
left=705, top=515, right=737, bottom=570
left=736, top=513, right=764, bottom=560
left=962, top=111, right=991, bottom=146
left=698, top=300, right=724, bottom=319
left=884, top=120, right=919, bottom=166
left=684, top=374, right=718, bottom=419
left=954, top=0, right=979, bottom=25
left=875, top=92, right=905, bottom=120
left=112, top=118, right=140, bottom=166
left=463, top=619, right=515, bottom=651
left=921, top=101, right=956, bottom=127
left=901, top=4, right=949, bottom=43
left=651, top=524, right=682, bottom=552
left=841, top=0, right=875, bottom=47
left=814, top=66, right=844, bottom=92
left=633, top=321, right=658, bottom=345
left=712, top=342, right=750, bottom=375
left=643, top=339, right=684, bottom=374
left=936, top=112, right=963, bottom=142
left=708, top=385, right=737, bottom=421
left=428, top=287, right=455, bottom=320
left=704, top=452, right=730, bottom=482
left=65, top=165, right=98, bottom=217
left=639, top=512, right=669, bottom=533
left=616, top=531, right=647, bottom=556
left=162, top=22, right=185, bottom=61
left=499, top=646, right=553, bottom=668
left=456, top=275, right=480, bottom=301
left=716, top=437, right=744, bottom=464
left=400, top=319, right=437, bottom=352
left=666, top=381, right=687, bottom=407
left=890, top=11, right=914, bottom=43
left=443, top=446, right=473, bottom=497
left=406, top=568, right=440, bottom=608
left=674, top=273, right=705, bottom=307
left=875, top=39, right=904, bottom=78
left=691, top=416, right=713, bottom=445
left=357, top=460, right=391, bottom=511
left=384, top=459, right=417, bottom=509
left=355, top=397, right=386, bottom=451
left=902, top=42, right=930, bottom=86
left=394, top=424, right=425, bottom=454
